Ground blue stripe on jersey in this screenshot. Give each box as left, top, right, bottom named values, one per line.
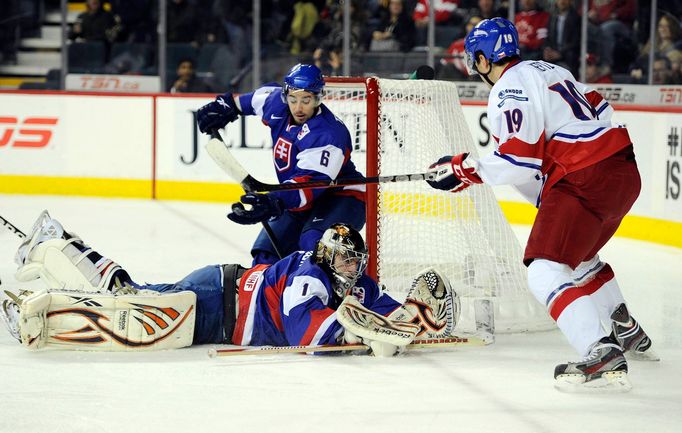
left=573, top=261, right=604, bottom=284
left=545, top=281, right=574, bottom=307
left=494, top=151, right=542, bottom=170
left=552, top=126, right=606, bottom=140
left=596, top=103, right=609, bottom=116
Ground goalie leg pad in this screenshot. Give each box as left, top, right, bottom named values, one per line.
left=6, top=288, right=196, bottom=351
left=16, top=237, right=128, bottom=293
left=337, top=296, right=420, bottom=356
left=388, top=267, right=460, bottom=339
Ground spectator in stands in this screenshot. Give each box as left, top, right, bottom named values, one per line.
left=313, top=0, right=367, bottom=75
left=288, top=1, right=320, bottom=54
left=514, top=0, right=549, bottom=60
left=585, top=52, right=613, bottom=83
left=587, top=0, right=636, bottom=69
left=169, top=58, right=211, bottom=93
left=108, top=0, right=156, bottom=43
left=472, top=0, right=507, bottom=21
left=651, top=55, right=682, bottom=84
left=413, top=0, right=464, bottom=46
left=543, top=0, right=580, bottom=77
left=166, top=0, right=199, bottom=45
left=630, top=13, right=682, bottom=84
left=68, top=0, right=117, bottom=43
left=209, top=0, right=253, bottom=63
left=439, top=15, right=482, bottom=80
left=369, top=0, right=416, bottom=52
left=413, top=0, right=462, bottom=28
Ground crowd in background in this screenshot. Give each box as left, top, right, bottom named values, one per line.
left=3, top=0, right=682, bottom=90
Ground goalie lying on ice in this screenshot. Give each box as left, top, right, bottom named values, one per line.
left=1, top=211, right=460, bottom=355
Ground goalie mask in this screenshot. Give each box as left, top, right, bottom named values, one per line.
left=315, top=223, right=368, bottom=299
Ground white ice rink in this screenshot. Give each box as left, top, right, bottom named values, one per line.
left=1, top=193, right=681, bottom=433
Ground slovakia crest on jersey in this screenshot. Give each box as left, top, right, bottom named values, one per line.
left=273, top=137, right=293, bottom=172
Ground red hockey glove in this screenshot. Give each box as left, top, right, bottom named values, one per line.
left=426, top=153, right=482, bottom=193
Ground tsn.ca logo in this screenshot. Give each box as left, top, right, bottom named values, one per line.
left=0, top=116, right=59, bottom=148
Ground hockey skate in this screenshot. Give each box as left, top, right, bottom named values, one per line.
left=611, top=303, right=659, bottom=361
left=554, top=336, right=632, bottom=393
left=14, top=210, right=64, bottom=266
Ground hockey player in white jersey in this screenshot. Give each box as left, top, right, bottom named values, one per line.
left=426, top=17, right=654, bottom=391
left=1, top=211, right=458, bottom=356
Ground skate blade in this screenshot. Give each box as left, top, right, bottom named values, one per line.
left=554, top=371, right=632, bottom=393
left=627, top=349, right=660, bottom=362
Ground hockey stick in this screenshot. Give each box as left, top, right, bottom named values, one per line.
left=207, top=130, right=283, bottom=259
left=208, top=335, right=491, bottom=358
left=1, top=215, right=26, bottom=239
left=205, top=130, right=435, bottom=193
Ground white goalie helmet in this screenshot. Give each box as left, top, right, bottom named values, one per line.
left=315, top=223, right=369, bottom=298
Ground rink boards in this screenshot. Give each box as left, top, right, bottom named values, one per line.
left=0, top=90, right=680, bottom=247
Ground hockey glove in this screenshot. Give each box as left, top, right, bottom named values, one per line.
left=227, top=192, right=284, bottom=225
left=426, top=153, right=482, bottom=193
left=197, top=93, right=240, bottom=133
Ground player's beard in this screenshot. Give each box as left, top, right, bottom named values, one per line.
left=292, top=107, right=318, bottom=125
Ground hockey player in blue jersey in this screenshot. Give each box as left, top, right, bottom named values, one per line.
left=2, top=212, right=458, bottom=356
left=196, top=63, right=366, bottom=266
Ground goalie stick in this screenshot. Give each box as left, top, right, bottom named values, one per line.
left=205, top=130, right=435, bottom=193
left=207, top=335, right=491, bottom=357
left=1, top=215, right=26, bottom=239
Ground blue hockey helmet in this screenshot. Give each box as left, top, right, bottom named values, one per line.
left=282, top=63, right=325, bottom=97
left=464, top=17, right=520, bottom=75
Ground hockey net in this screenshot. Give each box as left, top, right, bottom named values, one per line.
left=324, top=77, right=554, bottom=333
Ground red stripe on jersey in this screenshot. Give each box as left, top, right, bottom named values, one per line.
left=232, top=264, right=270, bottom=344
left=548, top=265, right=615, bottom=320
left=263, top=274, right=289, bottom=332
left=585, top=90, right=604, bottom=109
left=299, top=307, right=336, bottom=345
left=498, top=132, right=546, bottom=160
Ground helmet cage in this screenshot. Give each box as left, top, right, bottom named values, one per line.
left=315, top=224, right=368, bottom=298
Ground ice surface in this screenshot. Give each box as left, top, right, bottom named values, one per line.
left=1, top=194, right=680, bottom=433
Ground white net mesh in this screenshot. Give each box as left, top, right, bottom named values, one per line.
left=324, top=78, right=553, bottom=333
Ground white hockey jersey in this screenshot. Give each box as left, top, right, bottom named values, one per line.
left=475, top=60, right=632, bottom=206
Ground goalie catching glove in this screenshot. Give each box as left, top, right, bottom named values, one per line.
left=337, top=296, right=420, bottom=357
left=388, top=267, right=459, bottom=339
left=227, top=192, right=285, bottom=225
left=427, top=153, right=482, bottom=193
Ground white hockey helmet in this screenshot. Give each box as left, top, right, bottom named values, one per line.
left=315, top=223, right=368, bottom=298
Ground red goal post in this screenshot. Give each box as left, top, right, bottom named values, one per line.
left=323, top=76, right=554, bottom=333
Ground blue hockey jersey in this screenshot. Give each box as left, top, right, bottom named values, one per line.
left=232, top=251, right=401, bottom=347
left=237, top=85, right=365, bottom=211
